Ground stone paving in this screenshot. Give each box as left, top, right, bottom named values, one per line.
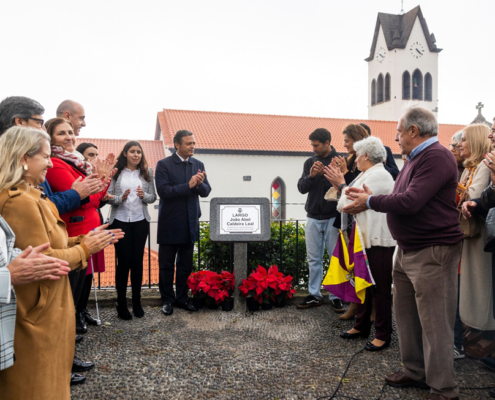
left=71, top=302, right=495, bottom=400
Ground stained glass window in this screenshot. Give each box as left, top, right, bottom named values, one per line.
left=271, top=177, right=285, bottom=220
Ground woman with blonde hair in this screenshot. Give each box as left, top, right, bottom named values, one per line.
left=0, top=127, right=123, bottom=400
left=457, top=123, right=494, bottom=359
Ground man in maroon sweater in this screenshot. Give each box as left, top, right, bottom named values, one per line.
left=344, top=107, right=463, bottom=400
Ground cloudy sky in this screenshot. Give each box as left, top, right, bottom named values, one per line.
left=0, top=0, right=493, bottom=139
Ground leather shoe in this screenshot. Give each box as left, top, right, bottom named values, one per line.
left=384, top=370, right=429, bottom=390
left=72, top=356, right=94, bottom=372
left=76, top=313, right=87, bottom=334
left=365, top=339, right=391, bottom=352
left=162, top=303, right=173, bottom=316
left=175, top=301, right=198, bottom=312
left=82, top=309, right=98, bottom=326
left=75, top=335, right=84, bottom=344
left=480, top=356, right=495, bottom=371
left=340, top=330, right=369, bottom=339
left=70, top=373, right=86, bottom=386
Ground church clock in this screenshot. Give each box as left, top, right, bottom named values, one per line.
left=409, top=41, right=425, bottom=58
left=375, top=46, right=387, bottom=63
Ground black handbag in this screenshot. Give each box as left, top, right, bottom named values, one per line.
left=484, top=208, right=495, bottom=252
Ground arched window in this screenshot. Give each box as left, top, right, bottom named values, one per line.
left=412, top=69, right=423, bottom=100
left=402, top=71, right=411, bottom=99
left=371, top=79, right=376, bottom=106
left=385, top=73, right=391, bottom=102
left=425, top=73, right=432, bottom=101
left=377, top=74, right=384, bottom=103
left=271, top=177, right=285, bottom=221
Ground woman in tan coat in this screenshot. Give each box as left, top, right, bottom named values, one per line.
left=0, top=127, right=124, bottom=400
left=457, top=124, right=494, bottom=359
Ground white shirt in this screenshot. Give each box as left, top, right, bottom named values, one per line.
left=115, top=168, right=145, bottom=223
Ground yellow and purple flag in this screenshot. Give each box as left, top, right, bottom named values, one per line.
left=322, top=222, right=375, bottom=304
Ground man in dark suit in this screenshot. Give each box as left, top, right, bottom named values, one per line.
left=156, top=130, right=212, bottom=315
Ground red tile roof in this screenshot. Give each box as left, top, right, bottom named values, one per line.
left=156, top=109, right=465, bottom=155
left=79, top=138, right=165, bottom=170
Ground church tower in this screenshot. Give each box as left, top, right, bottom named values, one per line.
left=366, top=6, right=441, bottom=121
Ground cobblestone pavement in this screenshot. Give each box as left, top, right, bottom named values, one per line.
left=71, top=304, right=495, bottom=400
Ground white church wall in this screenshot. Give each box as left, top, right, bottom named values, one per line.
left=194, top=153, right=312, bottom=222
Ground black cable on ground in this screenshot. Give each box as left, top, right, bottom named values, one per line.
left=316, top=346, right=495, bottom=400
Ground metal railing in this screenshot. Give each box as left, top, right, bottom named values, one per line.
left=96, top=219, right=311, bottom=290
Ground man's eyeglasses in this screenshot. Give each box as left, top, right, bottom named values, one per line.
left=449, top=144, right=459, bottom=150
left=28, top=117, right=44, bottom=127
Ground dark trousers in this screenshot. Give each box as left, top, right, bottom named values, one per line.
left=159, top=243, right=194, bottom=305
left=111, top=219, right=149, bottom=305
left=76, top=274, right=94, bottom=314
left=69, top=269, right=86, bottom=310
left=354, top=246, right=395, bottom=342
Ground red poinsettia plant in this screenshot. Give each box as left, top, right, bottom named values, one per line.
left=239, top=265, right=296, bottom=305
left=187, top=270, right=235, bottom=305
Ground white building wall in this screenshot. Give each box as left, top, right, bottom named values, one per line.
left=368, top=18, right=439, bottom=122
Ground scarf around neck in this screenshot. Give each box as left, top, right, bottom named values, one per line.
left=51, top=145, right=93, bottom=176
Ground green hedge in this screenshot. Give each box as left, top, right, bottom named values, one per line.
left=193, top=221, right=330, bottom=289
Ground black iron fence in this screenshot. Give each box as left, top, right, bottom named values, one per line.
left=96, top=219, right=331, bottom=290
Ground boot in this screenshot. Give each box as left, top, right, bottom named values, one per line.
left=116, top=300, right=132, bottom=320
left=75, top=312, right=87, bottom=334
left=82, top=308, right=98, bottom=326
left=132, top=298, right=144, bottom=318
left=339, top=302, right=358, bottom=320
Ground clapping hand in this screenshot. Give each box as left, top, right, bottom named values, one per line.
left=461, top=201, right=477, bottom=219
left=90, top=153, right=117, bottom=181
left=121, top=189, right=131, bottom=202
left=342, top=184, right=373, bottom=215
left=332, top=155, right=348, bottom=174
left=189, top=170, right=206, bottom=188
left=483, top=151, right=495, bottom=185
left=323, top=165, right=345, bottom=190
left=136, top=185, right=144, bottom=199
left=310, top=161, right=324, bottom=178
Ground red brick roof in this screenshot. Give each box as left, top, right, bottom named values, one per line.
left=156, top=109, right=465, bottom=155
left=79, top=138, right=165, bottom=170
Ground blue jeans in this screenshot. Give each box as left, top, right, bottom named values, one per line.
left=305, top=217, right=340, bottom=301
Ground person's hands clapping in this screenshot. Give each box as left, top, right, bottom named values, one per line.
left=194, top=170, right=206, bottom=187
left=136, top=185, right=144, bottom=198
left=323, top=165, right=345, bottom=189
left=8, top=243, right=70, bottom=285
left=461, top=200, right=477, bottom=219
left=72, top=174, right=101, bottom=199
left=81, top=225, right=124, bottom=255
left=342, top=184, right=373, bottom=215
left=310, top=161, right=324, bottom=178
left=121, top=189, right=131, bottom=202
left=333, top=155, right=348, bottom=174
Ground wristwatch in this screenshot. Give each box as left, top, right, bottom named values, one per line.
left=338, top=183, right=346, bottom=192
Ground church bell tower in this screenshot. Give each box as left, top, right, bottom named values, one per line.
left=366, top=6, right=441, bottom=121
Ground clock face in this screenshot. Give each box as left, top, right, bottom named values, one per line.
left=410, top=41, right=425, bottom=58
left=376, top=46, right=387, bottom=63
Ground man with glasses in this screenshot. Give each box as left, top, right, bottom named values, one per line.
left=56, top=100, right=86, bottom=136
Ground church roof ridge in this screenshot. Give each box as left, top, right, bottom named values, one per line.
left=365, top=5, right=442, bottom=62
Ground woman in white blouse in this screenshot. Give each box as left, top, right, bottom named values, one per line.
left=108, top=141, right=157, bottom=320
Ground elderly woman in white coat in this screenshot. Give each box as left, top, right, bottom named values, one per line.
left=324, top=136, right=396, bottom=352
left=107, top=141, right=157, bottom=320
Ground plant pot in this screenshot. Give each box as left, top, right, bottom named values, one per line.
left=246, top=297, right=260, bottom=312
left=208, top=302, right=219, bottom=310
left=191, top=297, right=205, bottom=310
left=222, top=298, right=234, bottom=312
left=261, top=301, right=273, bottom=311
left=274, top=298, right=285, bottom=308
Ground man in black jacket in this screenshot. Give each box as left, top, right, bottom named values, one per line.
left=297, top=128, right=343, bottom=312
left=156, top=130, right=211, bottom=316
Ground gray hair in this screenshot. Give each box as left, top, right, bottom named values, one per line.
left=353, top=136, right=387, bottom=164
left=0, top=96, right=45, bottom=135
left=0, top=127, right=50, bottom=192
left=400, top=107, right=438, bottom=137
left=452, top=130, right=463, bottom=143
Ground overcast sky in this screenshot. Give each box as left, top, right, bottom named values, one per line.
left=0, top=0, right=493, bottom=139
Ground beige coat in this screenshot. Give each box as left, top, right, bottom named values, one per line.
left=0, top=185, right=89, bottom=400
left=459, top=162, right=495, bottom=330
